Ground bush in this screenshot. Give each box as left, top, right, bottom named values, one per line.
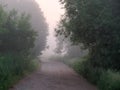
left=72, top=58, right=86, bottom=74
left=0, top=54, right=35, bottom=90
left=0, top=5, right=37, bottom=90
left=73, top=58, right=102, bottom=84
left=98, top=70, right=120, bottom=90
left=72, top=58, right=120, bottom=89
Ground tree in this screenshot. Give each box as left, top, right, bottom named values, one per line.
left=56, top=0, right=120, bottom=70
left=0, top=6, right=37, bottom=89
left=0, top=0, right=48, bottom=56
left=0, top=6, right=36, bottom=54
left=55, top=35, right=87, bottom=58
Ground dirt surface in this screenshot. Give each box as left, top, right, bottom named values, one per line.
left=10, top=61, right=98, bottom=90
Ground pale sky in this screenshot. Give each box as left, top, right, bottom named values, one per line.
left=35, top=0, right=64, bottom=28
left=35, top=0, right=64, bottom=58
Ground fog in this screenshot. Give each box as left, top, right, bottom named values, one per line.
left=0, top=0, right=65, bottom=60
left=0, top=0, right=82, bottom=60
left=35, top=0, right=65, bottom=59
left=0, top=0, right=50, bottom=57
left=0, top=1, right=119, bottom=89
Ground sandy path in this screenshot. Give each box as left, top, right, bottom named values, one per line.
left=9, top=61, right=98, bottom=90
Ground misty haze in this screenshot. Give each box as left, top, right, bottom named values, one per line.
left=0, top=0, right=120, bottom=90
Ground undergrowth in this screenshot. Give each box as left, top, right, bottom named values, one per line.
left=0, top=53, right=37, bottom=90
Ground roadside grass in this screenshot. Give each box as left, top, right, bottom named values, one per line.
left=62, top=56, right=120, bottom=90
left=0, top=53, right=38, bottom=90
left=98, top=70, right=120, bottom=90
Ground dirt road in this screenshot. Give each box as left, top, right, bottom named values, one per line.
left=10, top=61, right=98, bottom=90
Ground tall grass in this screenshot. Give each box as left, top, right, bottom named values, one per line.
left=64, top=57, right=120, bottom=89
left=98, top=70, right=120, bottom=90
left=0, top=53, right=36, bottom=90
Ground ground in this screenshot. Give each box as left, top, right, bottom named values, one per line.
left=9, top=61, right=98, bottom=90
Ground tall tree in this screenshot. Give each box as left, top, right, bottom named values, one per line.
left=0, top=6, right=37, bottom=90
left=56, top=0, right=120, bottom=70
left=55, top=35, right=87, bottom=58
left=0, top=0, right=48, bottom=56
left=0, top=5, right=36, bottom=54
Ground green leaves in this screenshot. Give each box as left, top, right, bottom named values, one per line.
left=0, top=5, right=36, bottom=54
left=57, top=0, right=120, bottom=70
left=0, top=5, right=37, bottom=89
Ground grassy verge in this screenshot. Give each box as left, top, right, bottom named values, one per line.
left=63, top=57, right=120, bottom=90
left=98, top=70, right=120, bottom=90
left=0, top=53, right=38, bottom=90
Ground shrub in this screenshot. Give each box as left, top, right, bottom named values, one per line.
left=98, top=70, right=120, bottom=90
left=0, top=5, right=37, bottom=90
left=0, top=54, right=35, bottom=90
left=71, top=57, right=120, bottom=89
left=73, top=59, right=102, bottom=84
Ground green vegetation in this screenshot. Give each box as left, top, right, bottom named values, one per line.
left=0, top=54, right=36, bottom=90
left=72, top=57, right=101, bottom=84
left=64, top=57, right=120, bottom=90
left=98, top=70, right=120, bottom=90
left=56, top=0, right=120, bottom=89
left=57, top=0, right=120, bottom=70
left=1, top=0, right=48, bottom=57
left=0, top=5, right=37, bottom=90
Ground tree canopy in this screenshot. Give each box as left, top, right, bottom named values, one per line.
left=56, top=0, right=120, bottom=70
left=55, top=35, right=87, bottom=58
left=0, top=5, right=38, bottom=89
left=0, top=6, right=36, bottom=54
left=0, top=0, right=48, bottom=56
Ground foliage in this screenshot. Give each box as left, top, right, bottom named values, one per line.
left=98, top=70, right=120, bottom=90
left=1, top=0, right=48, bottom=56
left=55, top=32, right=88, bottom=59
left=63, top=57, right=81, bottom=67
left=57, top=0, right=120, bottom=89
left=0, top=5, right=37, bottom=90
left=57, top=0, right=120, bottom=70
left=0, top=7, right=36, bottom=54
left=68, top=56, right=120, bottom=89
left=72, top=57, right=102, bottom=84
left=0, top=54, right=36, bottom=90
